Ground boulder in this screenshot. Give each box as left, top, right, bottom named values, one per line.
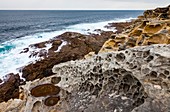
left=0, top=73, right=21, bottom=103
left=22, top=32, right=112, bottom=81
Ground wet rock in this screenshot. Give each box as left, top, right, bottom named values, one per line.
left=0, top=4, right=170, bottom=112
left=105, top=22, right=133, bottom=33
left=0, top=73, right=21, bottom=103
left=30, top=41, right=49, bottom=48
left=20, top=48, right=29, bottom=53
left=22, top=32, right=112, bottom=81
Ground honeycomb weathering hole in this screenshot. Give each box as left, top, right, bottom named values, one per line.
left=164, top=70, right=169, bottom=75
left=44, top=96, right=60, bottom=106
left=32, top=101, right=41, bottom=112
left=31, top=84, right=60, bottom=97
left=120, top=73, right=147, bottom=106
left=81, top=68, right=147, bottom=106
left=51, top=77, right=61, bottom=84
left=142, top=50, right=150, bottom=58
left=115, top=53, right=125, bottom=61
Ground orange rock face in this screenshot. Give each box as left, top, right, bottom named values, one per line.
left=99, top=5, right=170, bottom=53
left=31, top=84, right=60, bottom=97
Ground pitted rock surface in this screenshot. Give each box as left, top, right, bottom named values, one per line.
left=0, top=44, right=169, bottom=112
left=21, top=31, right=112, bottom=81
left=51, top=44, right=170, bottom=112
left=100, top=5, right=170, bottom=53
left=0, top=5, right=170, bottom=112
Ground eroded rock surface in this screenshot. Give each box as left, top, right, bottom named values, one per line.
left=0, top=5, right=170, bottom=112
left=0, top=44, right=169, bottom=112
left=100, top=5, right=170, bottom=53
left=21, top=31, right=112, bottom=81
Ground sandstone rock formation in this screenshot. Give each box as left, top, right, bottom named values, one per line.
left=100, top=5, right=170, bottom=53
left=21, top=31, right=113, bottom=81
left=0, top=5, right=170, bottom=112
left=0, top=44, right=169, bottom=112
left=0, top=31, right=113, bottom=103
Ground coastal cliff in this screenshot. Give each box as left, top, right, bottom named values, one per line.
left=0, top=5, right=170, bottom=112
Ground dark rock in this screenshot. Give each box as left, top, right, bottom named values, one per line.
left=20, top=48, right=29, bottom=53
left=29, top=41, right=48, bottom=48
left=0, top=79, right=2, bottom=83
left=105, top=22, right=133, bottom=33
left=159, top=13, right=169, bottom=19
left=31, top=84, right=60, bottom=97
left=22, top=32, right=112, bottom=81
left=0, top=73, right=21, bottom=103
left=154, top=7, right=169, bottom=13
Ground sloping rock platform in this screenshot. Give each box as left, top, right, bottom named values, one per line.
left=0, top=44, right=169, bottom=112
left=0, top=5, right=170, bottom=112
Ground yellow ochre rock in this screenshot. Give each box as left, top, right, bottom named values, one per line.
left=99, top=5, right=170, bottom=53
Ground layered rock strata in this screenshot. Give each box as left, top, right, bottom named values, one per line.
left=100, top=5, right=170, bottom=52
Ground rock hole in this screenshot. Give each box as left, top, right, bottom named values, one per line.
left=146, top=55, right=154, bottom=62
left=161, top=82, right=168, bottom=89
left=164, top=70, right=169, bottom=75
left=142, top=68, right=150, bottom=74
left=115, top=53, right=125, bottom=62
left=123, top=84, right=130, bottom=93
left=159, top=73, right=166, bottom=79
left=149, top=71, right=157, bottom=78
left=133, top=92, right=139, bottom=99
left=108, top=53, right=112, bottom=57
left=93, top=66, right=98, bottom=73
left=168, top=76, right=170, bottom=80
left=125, top=50, right=129, bottom=54
left=143, top=50, right=150, bottom=58
left=51, top=77, right=61, bottom=84
left=99, top=69, right=102, bottom=73
left=32, top=101, right=41, bottom=112
left=44, top=96, right=60, bottom=106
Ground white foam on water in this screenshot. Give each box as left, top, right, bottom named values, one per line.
left=0, top=17, right=134, bottom=79
left=66, top=17, right=134, bottom=34
left=55, top=40, right=68, bottom=53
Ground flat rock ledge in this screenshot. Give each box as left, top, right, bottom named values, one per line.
left=0, top=44, right=170, bottom=112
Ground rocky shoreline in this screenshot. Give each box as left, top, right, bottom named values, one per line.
left=0, top=5, right=170, bottom=112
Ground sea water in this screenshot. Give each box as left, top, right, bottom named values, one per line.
left=0, top=10, right=143, bottom=78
